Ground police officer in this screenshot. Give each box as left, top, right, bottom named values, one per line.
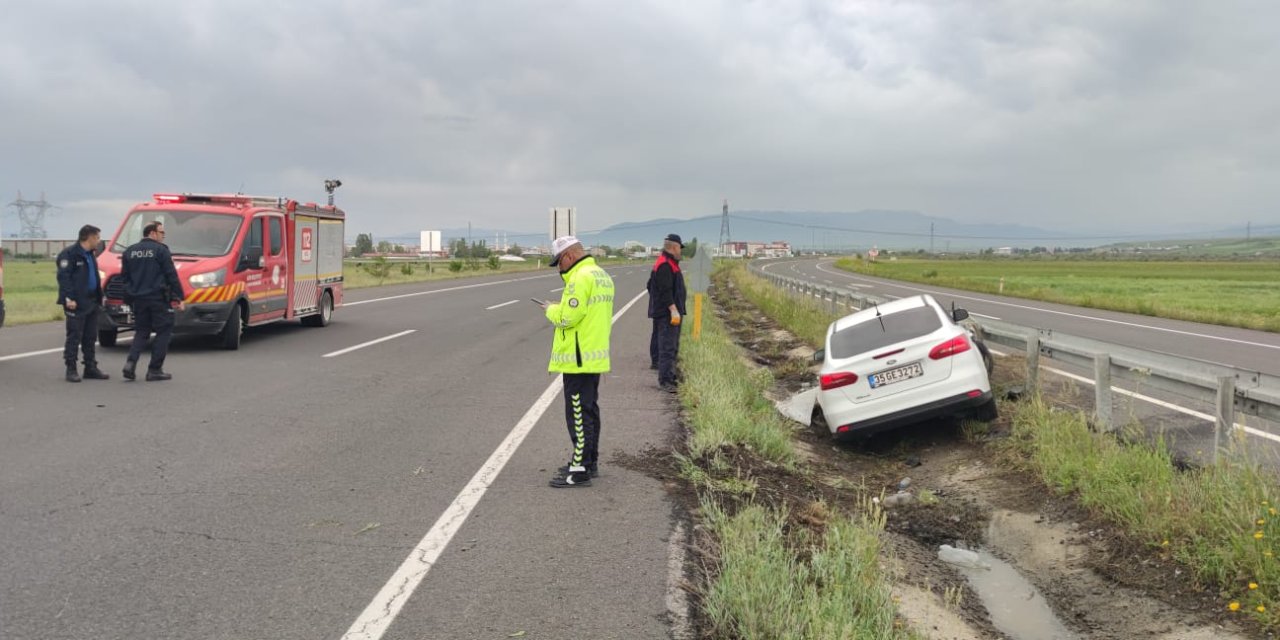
left=541, top=236, right=615, bottom=488
left=121, top=221, right=185, bottom=381
left=56, top=225, right=109, bottom=382
left=647, top=233, right=686, bottom=392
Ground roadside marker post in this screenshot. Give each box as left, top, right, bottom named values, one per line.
left=692, top=293, right=704, bottom=340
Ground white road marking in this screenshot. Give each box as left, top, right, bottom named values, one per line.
left=0, top=336, right=136, bottom=362
left=1039, top=363, right=1280, bottom=444
left=0, top=347, right=65, bottom=362
left=485, top=299, right=520, bottom=310
left=322, top=330, right=417, bottom=358
left=340, top=288, right=650, bottom=640
left=971, top=312, right=1002, bottom=320
left=344, top=275, right=552, bottom=307
left=811, top=261, right=1280, bottom=352
left=549, top=287, right=564, bottom=292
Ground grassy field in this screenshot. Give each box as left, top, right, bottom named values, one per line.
left=836, top=257, right=1280, bottom=332
left=1, top=259, right=62, bottom=325
left=678, top=281, right=916, bottom=638
left=0, top=258, right=639, bottom=326
left=731, top=261, right=1280, bottom=627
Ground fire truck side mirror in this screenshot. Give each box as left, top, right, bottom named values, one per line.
left=238, top=246, right=264, bottom=272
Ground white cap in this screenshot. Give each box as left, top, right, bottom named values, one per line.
left=550, top=235, right=580, bottom=266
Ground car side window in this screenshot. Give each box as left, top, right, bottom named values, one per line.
left=268, top=217, right=283, bottom=256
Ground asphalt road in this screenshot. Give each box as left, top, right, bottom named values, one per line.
left=760, top=258, right=1280, bottom=376
left=0, top=265, right=681, bottom=640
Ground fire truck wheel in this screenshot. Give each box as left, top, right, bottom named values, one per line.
left=98, top=329, right=118, bottom=347
left=303, top=291, right=333, bottom=328
left=219, top=303, right=243, bottom=350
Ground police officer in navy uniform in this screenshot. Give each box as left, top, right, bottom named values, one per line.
left=121, top=221, right=185, bottom=381
left=56, top=225, right=109, bottom=382
left=647, top=233, right=687, bottom=392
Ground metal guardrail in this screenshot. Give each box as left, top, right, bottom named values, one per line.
left=750, top=264, right=1280, bottom=461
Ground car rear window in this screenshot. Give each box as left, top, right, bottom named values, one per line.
left=830, top=305, right=943, bottom=358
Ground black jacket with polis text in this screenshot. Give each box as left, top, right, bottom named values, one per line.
left=120, top=238, right=185, bottom=303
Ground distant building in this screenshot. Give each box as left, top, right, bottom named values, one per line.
left=720, top=241, right=791, bottom=258
left=993, top=247, right=1014, bottom=255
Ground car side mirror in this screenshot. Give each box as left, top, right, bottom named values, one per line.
left=238, top=247, right=264, bottom=272
left=952, top=308, right=970, bottom=322
left=812, top=348, right=825, bottom=363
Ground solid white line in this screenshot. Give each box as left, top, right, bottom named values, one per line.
left=340, top=288, right=649, bottom=640
left=812, top=261, right=1280, bottom=352
left=0, top=347, right=64, bottom=362
left=549, top=287, right=564, bottom=292
left=971, top=312, right=1002, bottom=320
left=344, top=274, right=551, bottom=307
left=485, top=299, right=519, bottom=310
left=0, top=336, right=136, bottom=362
left=1039, top=363, right=1280, bottom=444
left=322, top=330, right=417, bottom=358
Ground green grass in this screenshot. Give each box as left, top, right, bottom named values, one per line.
left=1004, top=398, right=1280, bottom=626
left=702, top=498, right=917, bottom=640
left=1, top=260, right=63, bottom=325
left=725, top=262, right=830, bottom=348
left=835, top=257, right=1280, bottom=332
left=341, top=259, right=546, bottom=289
left=678, top=302, right=796, bottom=465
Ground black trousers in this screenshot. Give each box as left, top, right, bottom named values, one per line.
left=655, top=319, right=681, bottom=386
left=127, top=299, right=175, bottom=372
left=63, top=301, right=100, bottom=368
left=562, top=373, right=601, bottom=471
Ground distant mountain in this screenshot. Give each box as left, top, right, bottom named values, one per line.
left=372, top=212, right=1275, bottom=253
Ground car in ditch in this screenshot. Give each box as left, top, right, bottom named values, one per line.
left=811, top=293, right=996, bottom=440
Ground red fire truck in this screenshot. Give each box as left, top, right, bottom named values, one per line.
left=96, top=193, right=345, bottom=349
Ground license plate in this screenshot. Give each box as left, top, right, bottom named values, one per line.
left=119, top=304, right=132, bottom=315
left=869, top=362, right=923, bottom=388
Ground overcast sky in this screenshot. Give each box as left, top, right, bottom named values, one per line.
left=2, top=0, right=1277, bottom=240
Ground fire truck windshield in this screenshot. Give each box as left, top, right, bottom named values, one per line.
left=110, top=210, right=244, bottom=257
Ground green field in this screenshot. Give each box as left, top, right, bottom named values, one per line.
left=0, top=257, right=634, bottom=326
left=836, top=257, right=1280, bottom=332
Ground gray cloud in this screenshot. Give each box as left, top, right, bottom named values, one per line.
left=2, top=0, right=1276, bottom=240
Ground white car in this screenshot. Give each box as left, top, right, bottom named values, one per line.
left=812, top=294, right=996, bottom=440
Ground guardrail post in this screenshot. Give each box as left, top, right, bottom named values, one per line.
left=829, top=289, right=838, bottom=315
left=1026, top=334, right=1040, bottom=392
left=1093, top=353, right=1113, bottom=432
left=1215, top=375, right=1236, bottom=464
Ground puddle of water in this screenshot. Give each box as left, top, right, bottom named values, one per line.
left=952, top=548, right=1078, bottom=640
left=774, top=387, right=816, bottom=425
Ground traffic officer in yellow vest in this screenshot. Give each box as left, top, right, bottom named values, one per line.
left=540, top=236, right=614, bottom=488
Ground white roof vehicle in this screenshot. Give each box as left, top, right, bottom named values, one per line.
left=812, top=294, right=996, bottom=440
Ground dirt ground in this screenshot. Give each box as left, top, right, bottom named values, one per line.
left=680, top=277, right=1270, bottom=640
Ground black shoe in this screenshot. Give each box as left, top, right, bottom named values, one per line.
left=549, top=472, right=593, bottom=488
left=659, top=383, right=679, bottom=394
left=146, top=370, right=172, bottom=382
left=83, top=367, right=110, bottom=380
left=122, top=360, right=137, bottom=381
left=557, top=465, right=600, bottom=478
left=650, top=363, right=658, bottom=370
left=65, top=367, right=82, bottom=383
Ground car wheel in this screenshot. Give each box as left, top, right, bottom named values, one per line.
left=98, top=329, right=118, bottom=347
left=219, top=303, right=243, bottom=350
left=302, top=290, right=333, bottom=327
left=976, top=340, right=994, bottom=376
left=973, top=397, right=998, bottom=422
left=811, top=406, right=832, bottom=437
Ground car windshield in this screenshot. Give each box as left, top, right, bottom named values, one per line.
left=110, top=210, right=242, bottom=257
left=830, top=305, right=943, bottom=359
